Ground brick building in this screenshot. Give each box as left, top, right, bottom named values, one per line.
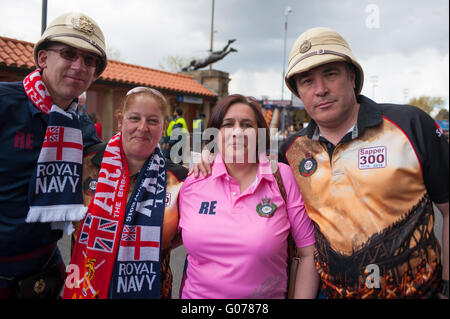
left=0, top=36, right=217, bottom=141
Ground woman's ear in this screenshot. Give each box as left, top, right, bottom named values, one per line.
left=117, top=115, right=123, bottom=131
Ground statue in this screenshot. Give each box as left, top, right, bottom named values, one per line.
left=182, top=39, right=237, bottom=71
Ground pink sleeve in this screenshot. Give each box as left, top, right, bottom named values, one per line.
left=278, top=163, right=316, bottom=248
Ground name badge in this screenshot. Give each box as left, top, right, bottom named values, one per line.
left=359, top=146, right=386, bottom=170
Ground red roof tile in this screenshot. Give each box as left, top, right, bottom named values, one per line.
left=0, top=36, right=35, bottom=69
left=0, top=36, right=216, bottom=98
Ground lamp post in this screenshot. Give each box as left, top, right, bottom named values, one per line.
left=281, top=6, right=292, bottom=101
left=209, top=0, right=215, bottom=71
left=41, top=0, right=47, bottom=35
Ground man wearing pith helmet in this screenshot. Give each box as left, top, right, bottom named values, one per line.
left=0, top=12, right=107, bottom=299
left=279, top=27, right=449, bottom=298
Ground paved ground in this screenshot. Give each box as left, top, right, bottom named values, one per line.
left=169, top=245, right=187, bottom=299
left=58, top=205, right=444, bottom=299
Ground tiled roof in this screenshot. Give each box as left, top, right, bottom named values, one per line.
left=0, top=36, right=35, bottom=69
left=101, top=60, right=216, bottom=97
left=0, top=36, right=216, bottom=97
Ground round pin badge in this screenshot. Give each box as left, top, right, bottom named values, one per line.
left=299, top=153, right=318, bottom=177
left=299, top=40, right=312, bottom=53
left=83, top=177, right=98, bottom=196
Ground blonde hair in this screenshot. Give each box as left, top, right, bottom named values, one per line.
left=117, top=87, right=170, bottom=123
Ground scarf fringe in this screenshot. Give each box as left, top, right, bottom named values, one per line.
left=26, top=205, right=87, bottom=223
left=26, top=205, right=87, bottom=235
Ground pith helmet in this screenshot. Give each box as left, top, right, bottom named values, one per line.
left=285, top=27, right=364, bottom=97
left=33, top=12, right=107, bottom=76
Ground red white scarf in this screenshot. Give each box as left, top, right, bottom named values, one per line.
left=23, top=69, right=53, bottom=115
left=63, top=132, right=167, bottom=299
left=23, top=70, right=86, bottom=234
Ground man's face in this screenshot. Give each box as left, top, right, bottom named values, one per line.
left=38, top=43, right=98, bottom=108
left=294, top=61, right=358, bottom=129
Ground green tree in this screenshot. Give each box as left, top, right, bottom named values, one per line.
left=408, top=96, right=444, bottom=115
left=435, top=108, right=449, bottom=121
left=158, top=56, right=193, bottom=73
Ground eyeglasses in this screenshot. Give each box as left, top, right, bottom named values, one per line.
left=46, top=47, right=101, bottom=68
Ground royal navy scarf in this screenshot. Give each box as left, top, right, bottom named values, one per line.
left=63, top=133, right=167, bottom=299
left=23, top=70, right=86, bottom=234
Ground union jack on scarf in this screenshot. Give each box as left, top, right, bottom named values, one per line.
left=63, top=133, right=167, bottom=299
left=23, top=70, right=86, bottom=234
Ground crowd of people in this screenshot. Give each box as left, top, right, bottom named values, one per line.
left=0, top=12, right=448, bottom=300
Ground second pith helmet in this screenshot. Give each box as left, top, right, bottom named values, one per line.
left=285, top=27, right=364, bottom=97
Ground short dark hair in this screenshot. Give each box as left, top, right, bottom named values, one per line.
left=175, top=108, right=183, bottom=116
left=207, top=94, right=270, bottom=153
left=344, top=62, right=357, bottom=81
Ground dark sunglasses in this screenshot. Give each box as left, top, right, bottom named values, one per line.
left=46, top=47, right=100, bottom=68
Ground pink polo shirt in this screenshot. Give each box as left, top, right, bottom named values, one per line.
left=178, top=155, right=315, bottom=299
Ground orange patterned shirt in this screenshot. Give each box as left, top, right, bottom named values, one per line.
left=280, top=95, right=449, bottom=298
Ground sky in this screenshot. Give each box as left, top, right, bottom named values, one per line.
left=0, top=0, right=449, bottom=108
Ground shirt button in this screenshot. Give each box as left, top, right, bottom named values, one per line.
left=327, top=143, right=333, bottom=149
left=226, top=177, right=230, bottom=181
left=232, top=192, right=236, bottom=196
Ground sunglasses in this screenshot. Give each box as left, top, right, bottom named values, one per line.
left=46, top=47, right=101, bottom=68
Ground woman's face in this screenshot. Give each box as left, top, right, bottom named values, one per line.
left=118, top=94, right=165, bottom=163
left=219, top=102, right=258, bottom=164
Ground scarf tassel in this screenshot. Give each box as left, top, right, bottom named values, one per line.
left=26, top=205, right=87, bottom=234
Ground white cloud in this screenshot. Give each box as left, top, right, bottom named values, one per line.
left=360, top=49, right=449, bottom=108
left=0, top=0, right=448, bottom=107
left=229, top=69, right=284, bottom=100
left=229, top=49, right=449, bottom=109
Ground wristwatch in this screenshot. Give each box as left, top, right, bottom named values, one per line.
left=439, top=280, right=449, bottom=298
